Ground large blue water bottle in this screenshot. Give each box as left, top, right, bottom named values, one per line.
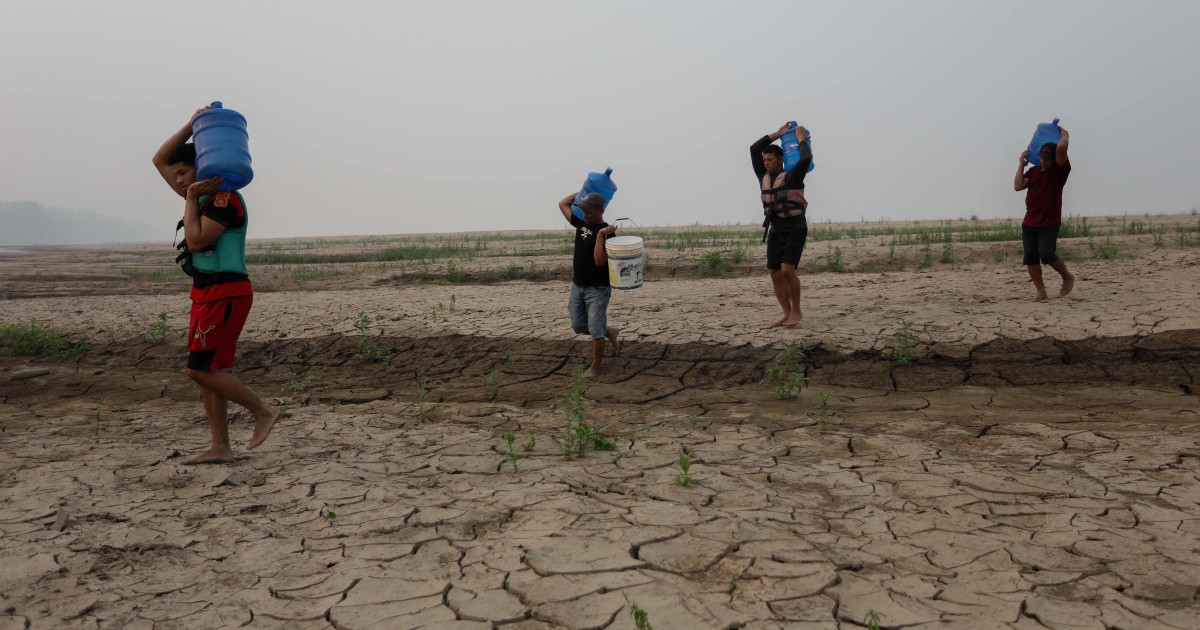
left=1026, top=118, right=1061, bottom=167
left=781, top=121, right=815, bottom=173
left=570, top=167, right=618, bottom=221
left=192, top=101, right=253, bottom=191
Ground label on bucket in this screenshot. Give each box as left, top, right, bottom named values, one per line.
left=608, top=254, right=643, bottom=290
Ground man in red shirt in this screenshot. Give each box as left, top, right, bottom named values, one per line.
left=1014, top=126, right=1074, bottom=302
left=153, top=105, right=282, bottom=464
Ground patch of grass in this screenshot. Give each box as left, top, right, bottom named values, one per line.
left=1089, top=236, right=1119, bottom=260
left=0, top=321, right=90, bottom=359
left=446, top=260, right=467, bottom=283
left=500, top=262, right=523, bottom=280
left=816, top=390, right=832, bottom=430
left=560, top=366, right=615, bottom=460
left=522, top=430, right=537, bottom=452
left=688, top=414, right=701, bottom=427
left=502, top=349, right=515, bottom=363
left=894, top=319, right=918, bottom=366
left=762, top=346, right=806, bottom=400
left=698, top=251, right=732, bottom=277
left=675, top=451, right=694, bottom=486
left=144, top=312, right=172, bottom=345
left=730, top=244, right=747, bottom=264
left=353, top=311, right=393, bottom=365
left=918, top=243, right=934, bottom=269
left=285, top=374, right=320, bottom=393
left=940, top=234, right=954, bottom=264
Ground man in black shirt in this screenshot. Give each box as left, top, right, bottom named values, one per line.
left=558, top=192, right=621, bottom=377
left=751, top=122, right=813, bottom=328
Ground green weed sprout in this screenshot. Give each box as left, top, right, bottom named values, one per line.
left=502, top=431, right=519, bottom=472
left=894, top=319, right=918, bottom=366
left=630, top=602, right=654, bottom=630
left=762, top=346, right=806, bottom=399
left=675, top=451, right=694, bottom=486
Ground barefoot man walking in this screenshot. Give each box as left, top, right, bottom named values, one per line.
left=1015, top=125, right=1075, bottom=301
left=751, top=122, right=813, bottom=327
left=153, top=106, right=281, bottom=464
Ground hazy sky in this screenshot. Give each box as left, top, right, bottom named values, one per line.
left=3, top=1, right=1198, bottom=240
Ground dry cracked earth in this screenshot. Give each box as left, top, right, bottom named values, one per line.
left=2, top=238, right=1200, bottom=630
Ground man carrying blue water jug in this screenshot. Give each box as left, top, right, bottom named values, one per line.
left=152, top=105, right=282, bottom=465
left=1014, top=126, right=1074, bottom=302
left=751, top=122, right=813, bottom=328
left=558, top=192, right=621, bottom=378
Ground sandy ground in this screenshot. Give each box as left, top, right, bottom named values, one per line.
left=2, top=221, right=1199, bottom=629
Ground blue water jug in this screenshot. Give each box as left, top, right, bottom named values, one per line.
left=1026, top=118, right=1061, bottom=167
left=192, top=101, right=253, bottom=191
left=570, top=167, right=618, bottom=221
left=781, top=121, right=815, bottom=173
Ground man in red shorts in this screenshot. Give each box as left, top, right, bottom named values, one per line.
left=1014, top=125, right=1074, bottom=302
left=153, top=106, right=281, bottom=464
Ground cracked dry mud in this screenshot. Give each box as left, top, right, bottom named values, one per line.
left=2, top=239, right=1199, bottom=630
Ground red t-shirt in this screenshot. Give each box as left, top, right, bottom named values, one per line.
left=189, top=191, right=252, bottom=303
left=1023, top=162, right=1071, bottom=228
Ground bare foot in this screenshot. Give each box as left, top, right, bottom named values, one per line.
left=769, top=315, right=788, bottom=328
left=247, top=408, right=283, bottom=450
left=1058, top=274, right=1075, bottom=297
left=1029, top=292, right=1049, bottom=302
left=583, top=367, right=604, bottom=379
left=782, top=317, right=800, bottom=328
left=182, top=444, right=235, bottom=465
left=607, top=327, right=621, bottom=356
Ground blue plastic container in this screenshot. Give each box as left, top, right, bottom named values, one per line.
left=570, top=167, right=618, bottom=221
left=192, top=101, right=253, bottom=191
left=781, top=121, right=815, bottom=173
left=1026, top=118, right=1061, bottom=167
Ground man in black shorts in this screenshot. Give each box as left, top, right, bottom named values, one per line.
left=751, top=123, right=813, bottom=327
left=1014, top=125, right=1074, bottom=302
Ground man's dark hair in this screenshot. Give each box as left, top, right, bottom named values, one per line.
left=1039, top=142, right=1057, bottom=155
left=167, top=143, right=197, bottom=167
left=761, top=145, right=783, bottom=158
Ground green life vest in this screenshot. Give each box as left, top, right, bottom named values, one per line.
left=190, top=192, right=248, bottom=275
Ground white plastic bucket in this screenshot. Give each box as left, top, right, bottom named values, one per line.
left=605, top=236, right=644, bottom=290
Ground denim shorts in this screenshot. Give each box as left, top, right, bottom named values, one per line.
left=568, top=284, right=611, bottom=339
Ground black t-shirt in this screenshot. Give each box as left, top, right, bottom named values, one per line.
left=571, top=216, right=609, bottom=287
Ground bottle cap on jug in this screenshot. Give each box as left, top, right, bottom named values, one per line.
left=211, top=101, right=223, bottom=109
left=604, top=167, right=613, bottom=175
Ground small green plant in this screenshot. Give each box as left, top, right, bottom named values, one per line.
left=761, top=346, right=806, bottom=400
left=353, top=311, right=393, bottom=364
left=630, top=602, right=654, bottom=630
left=502, top=349, right=515, bottom=363
left=383, top=463, right=390, bottom=477
left=918, top=243, right=934, bottom=269
left=285, top=374, right=320, bottom=393
left=502, top=431, right=519, bottom=472
left=826, top=245, right=845, bottom=272
left=688, top=414, right=701, bottom=427
left=560, top=366, right=614, bottom=459
left=894, top=319, right=918, bottom=365
left=446, top=260, right=467, bottom=282
left=1091, top=236, right=1119, bottom=260
left=887, top=239, right=896, bottom=260
left=940, top=235, right=954, bottom=264
left=487, top=370, right=502, bottom=398
left=1153, top=229, right=1165, bottom=248
left=730, top=244, right=747, bottom=264
left=816, top=390, right=832, bottom=430
left=144, top=312, right=171, bottom=345
left=522, top=430, right=537, bottom=452
left=864, top=609, right=885, bottom=630
left=449, top=294, right=457, bottom=313
left=0, top=321, right=90, bottom=359
left=500, top=262, right=522, bottom=280
left=675, top=450, right=694, bottom=486
left=324, top=509, right=337, bottom=523
left=412, top=375, right=443, bottom=420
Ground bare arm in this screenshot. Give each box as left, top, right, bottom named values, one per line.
left=593, top=225, right=617, bottom=267
left=183, top=178, right=227, bottom=250
left=152, top=106, right=211, bottom=198
left=1056, top=126, right=1069, bottom=166
left=558, top=193, right=577, bottom=223
left=1014, top=150, right=1030, bottom=191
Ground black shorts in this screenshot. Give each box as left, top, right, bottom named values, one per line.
left=766, top=226, right=808, bottom=270
left=1021, top=224, right=1060, bottom=266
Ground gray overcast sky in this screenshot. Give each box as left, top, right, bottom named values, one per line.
left=3, top=1, right=1198, bottom=240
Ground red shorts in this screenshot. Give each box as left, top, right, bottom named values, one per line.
left=187, top=295, right=253, bottom=371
